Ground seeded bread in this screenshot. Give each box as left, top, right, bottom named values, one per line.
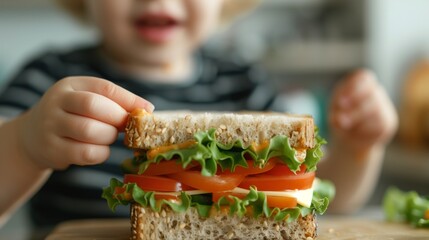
left=125, top=111, right=315, bottom=150
left=130, top=204, right=317, bottom=240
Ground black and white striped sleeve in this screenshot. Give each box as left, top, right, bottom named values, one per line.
left=0, top=59, right=59, bottom=119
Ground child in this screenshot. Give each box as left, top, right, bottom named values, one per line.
left=0, top=0, right=397, bottom=231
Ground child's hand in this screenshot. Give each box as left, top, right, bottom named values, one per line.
left=16, top=77, right=154, bottom=170
left=329, top=70, right=398, bottom=155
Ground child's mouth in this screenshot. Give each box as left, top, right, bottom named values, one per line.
left=134, top=14, right=180, bottom=44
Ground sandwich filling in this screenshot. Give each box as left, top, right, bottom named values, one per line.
left=103, top=128, right=335, bottom=222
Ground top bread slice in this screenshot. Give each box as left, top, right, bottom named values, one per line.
left=125, top=110, right=315, bottom=150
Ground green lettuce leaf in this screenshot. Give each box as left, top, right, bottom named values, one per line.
left=133, top=128, right=326, bottom=176
left=102, top=178, right=129, bottom=210
left=102, top=178, right=192, bottom=213
left=304, top=131, right=327, bottom=172
left=312, top=179, right=336, bottom=214
left=383, top=187, right=429, bottom=228
left=102, top=178, right=335, bottom=222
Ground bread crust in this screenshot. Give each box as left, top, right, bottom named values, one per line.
left=130, top=204, right=317, bottom=240
left=125, top=111, right=315, bottom=150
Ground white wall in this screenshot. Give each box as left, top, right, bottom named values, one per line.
left=0, top=3, right=95, bottom=85
left=367, top=0, right=429, bottom=103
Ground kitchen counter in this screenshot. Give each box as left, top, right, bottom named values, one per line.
left=3, top=205, right=426, bottom=240
left=45, top=213, right=429, bottom=240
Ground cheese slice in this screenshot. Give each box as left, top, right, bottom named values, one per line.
left=251, top=140, right=270, bottom=152
left=251, top=142, right=307, bottom=161
left=153, top=190, right=211, bottom=196
left=231, top=187, right=313, bottom=208
left=147, top=140, right=197, bottom=159
left=153, top=179, right=317, bottom=208
left=230, top=179, right=317, bottom=208
left=130, top=108, right=151, bottom=117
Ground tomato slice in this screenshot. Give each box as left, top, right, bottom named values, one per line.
left=114, top=186, right=125, bottom=195
left=124, top=174, right=194, bottom=192
left=212, top=192, right=297, bottom=209
left=238, top=171, right=315, bottom=191
left=167, top=171, right=245, bottom=192
left=141, top=160, right=197, bottom=176
left=217, top=160, right=276, bottom=175
left=264, top=164, right=307, bottom=176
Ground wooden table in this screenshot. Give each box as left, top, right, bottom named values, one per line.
left=46, top=217, right=429, bottom=240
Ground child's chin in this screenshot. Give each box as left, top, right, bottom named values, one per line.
left=132, top=45, right=191, bottom=65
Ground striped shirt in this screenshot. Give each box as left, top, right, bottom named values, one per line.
left=0, top=46, right=278, bottom=227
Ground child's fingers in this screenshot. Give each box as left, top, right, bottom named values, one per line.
left=352, top=114, right=385, bottom=139
left=332, top=87, right=396, bottom=142
left=347, top=103, right=381, bottom=137
left=62, top=139, right=110, bottom=166
left=61, top=91, right=129, bottom=128
left=66, top=77, right=154, bottom=113
left=334, top=69, right=377, bottom=110
left=354, top=90, right=398, bottom=141
left=47, top=135, right=111, bottom=168
left=57, top=112, right=118, bottom=145
left=335, top=93, right=377, bottom=130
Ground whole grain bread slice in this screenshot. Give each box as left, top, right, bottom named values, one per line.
left=130, top=203, right=317, bottom=240
left=125, top=110, right=315, bottom=150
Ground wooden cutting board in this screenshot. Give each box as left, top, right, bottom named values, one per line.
left=46, top=218, right=429, bottom=240
left=317, top=217, right=429, bottom=240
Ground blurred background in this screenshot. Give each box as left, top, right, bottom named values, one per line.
left=1, top=0, right=429, bottom=239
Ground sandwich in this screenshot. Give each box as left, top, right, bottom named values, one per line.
left=103, top=109, right=335, bottom=240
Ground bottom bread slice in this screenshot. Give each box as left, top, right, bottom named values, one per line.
left=130, top=203, right=317, bottom=240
